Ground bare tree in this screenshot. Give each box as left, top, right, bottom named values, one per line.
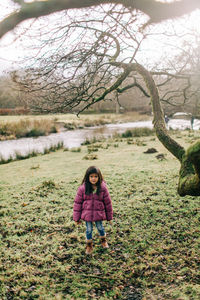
left=11, top=5, right=200, bottom=196
left=12, top=6, right=148, bottom=111
left=169, top=31, right=200, bottom=114
left=149, top=24, right=200, bottom=114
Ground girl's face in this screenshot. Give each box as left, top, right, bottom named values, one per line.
left=89, top=173, right=99, bottom=185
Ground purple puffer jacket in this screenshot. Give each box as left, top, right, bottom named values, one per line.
left=73, top=181, right=113, bottom=222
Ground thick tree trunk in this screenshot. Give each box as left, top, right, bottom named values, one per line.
left=178, top=153, right=200, bottom=196
left=132, top=63, right=200, bottom=196
left=134, top=63, right=185, bottom=161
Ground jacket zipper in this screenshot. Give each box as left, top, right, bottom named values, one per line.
left=92, top=193, right=94, bottom=221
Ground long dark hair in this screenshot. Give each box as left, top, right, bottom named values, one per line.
left=82, top=166, right=104, bottom=195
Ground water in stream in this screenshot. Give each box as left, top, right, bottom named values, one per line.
left=0, top=119, right=200, bottom=160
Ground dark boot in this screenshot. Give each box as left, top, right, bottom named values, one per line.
left=85, top=239, right=93, bottom=254
left=100, top=235, right=109, bottom=249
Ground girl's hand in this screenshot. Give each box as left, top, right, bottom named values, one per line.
left=75, top=221, right=81, bottom=225
left=108, top=220, right=112, bottom=225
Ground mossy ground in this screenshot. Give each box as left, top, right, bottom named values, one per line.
left=0, top=130, right=199, bottom=299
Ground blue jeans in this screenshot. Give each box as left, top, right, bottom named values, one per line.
left=86, top=221, right=105, bottom=240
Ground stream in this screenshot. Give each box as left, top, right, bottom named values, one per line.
left=0, top=118, right=200, bottom=160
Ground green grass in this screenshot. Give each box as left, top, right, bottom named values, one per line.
left=0, top=132, right=199, bottom=299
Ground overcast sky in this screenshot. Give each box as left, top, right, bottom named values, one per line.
left=0, top=0, right=19, bottom=73
left=0, top=1, right=200, bottom=75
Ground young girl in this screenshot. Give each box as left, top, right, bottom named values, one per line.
left=73, top=166, right=113, bottom=254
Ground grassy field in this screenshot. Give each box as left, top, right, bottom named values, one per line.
left=0, top=130, right=199, bottom=299
left=0, top=112, right=151, bottom=127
